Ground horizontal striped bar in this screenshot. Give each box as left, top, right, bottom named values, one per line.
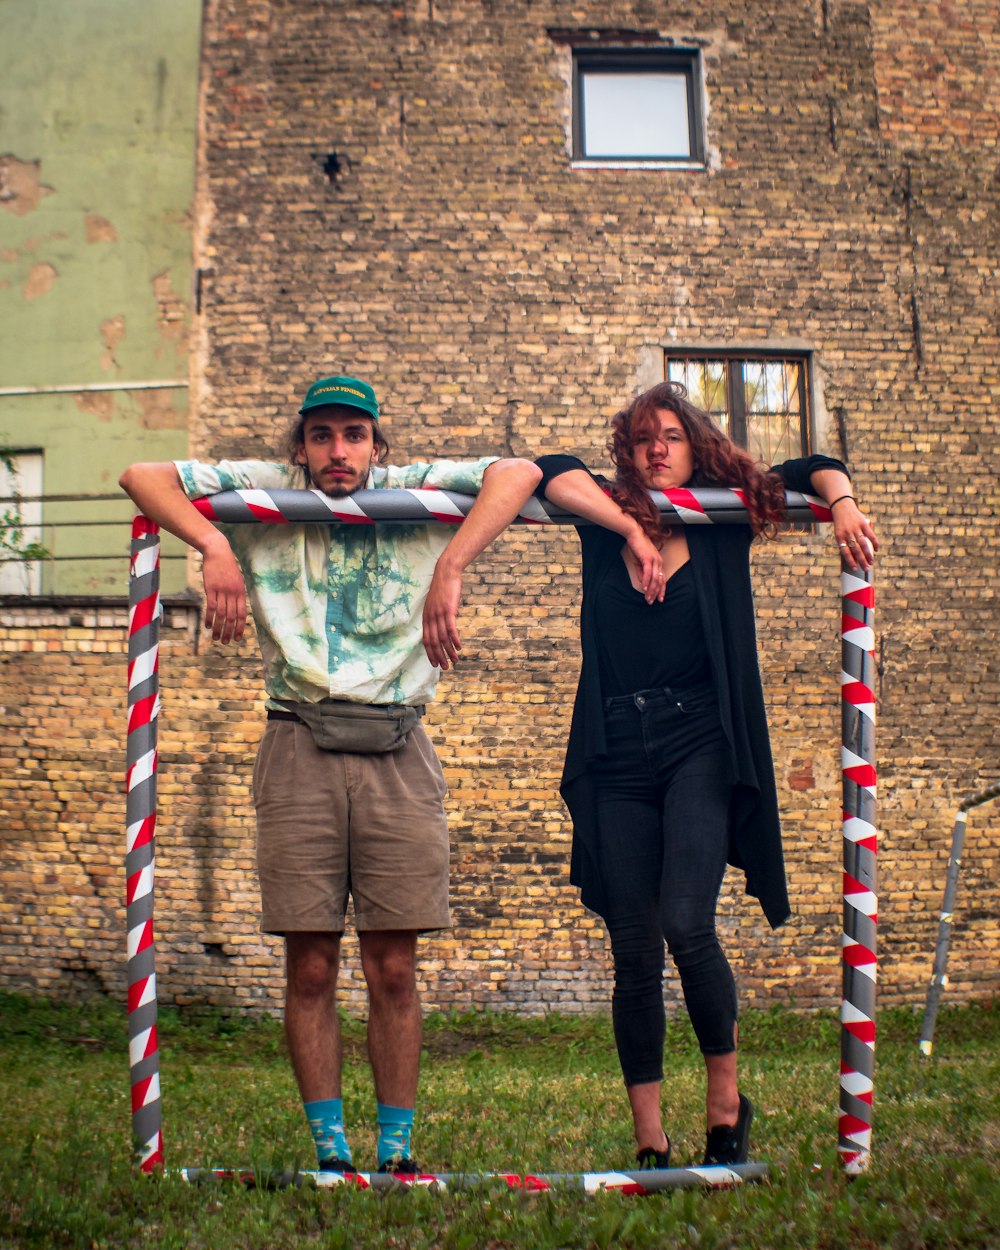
left=191, top=486, right=833, bottom=527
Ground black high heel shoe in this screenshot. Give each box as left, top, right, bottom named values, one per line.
left=635, top=1138, right=672, bottom=1170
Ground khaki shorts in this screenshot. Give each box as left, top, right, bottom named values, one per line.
left=252, top=718, right=451, bottom=934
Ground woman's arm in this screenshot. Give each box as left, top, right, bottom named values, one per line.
left=808, top=466, right=878, bottom=573
left=536, top=459, right=665, bottom=602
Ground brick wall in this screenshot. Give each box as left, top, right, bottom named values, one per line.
left=1, top=0, right=997, bottom=1018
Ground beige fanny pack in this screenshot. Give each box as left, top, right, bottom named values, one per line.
left=271, top=699, right=423, bottom=754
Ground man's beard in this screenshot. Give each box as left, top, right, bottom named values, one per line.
left=313, top=466, right=363, bottom=498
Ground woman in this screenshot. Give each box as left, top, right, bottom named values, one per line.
left=535, top=381, right=877, bottom=1169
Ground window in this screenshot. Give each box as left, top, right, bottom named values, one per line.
left=0, top=451, right=43, bottom=596
left=573, top=48, right=704, bottom=164
left=665, top=353, right=811, bottom=463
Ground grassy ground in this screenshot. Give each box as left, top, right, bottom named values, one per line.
left=1, top=992, right=997, bottom=1249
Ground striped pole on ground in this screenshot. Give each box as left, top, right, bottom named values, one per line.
left=126, top=516, right=163, bottom=1172
left=180, top=1164, right=770, bottom=1192
left=838, top=562, right=877, bottom=1174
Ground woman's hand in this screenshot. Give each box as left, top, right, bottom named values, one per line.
left=831, top=497, right=879, bottom=573
left=626, top=526, right=666, bottom=603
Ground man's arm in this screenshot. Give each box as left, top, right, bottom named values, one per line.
left=118, top=462, right=249, bottom=644
left=421, top=458, right=542, bottom=670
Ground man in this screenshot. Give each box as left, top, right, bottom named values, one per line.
left=120, top=375, right=541, bottom=1174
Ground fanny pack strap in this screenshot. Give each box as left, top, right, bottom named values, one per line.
left=270, top=699, right=424, bottom=754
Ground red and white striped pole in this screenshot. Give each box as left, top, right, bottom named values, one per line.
left=180, top=1163, right=770, bottom=1191
left=838, top=563, right=877, bottom=1174
left=128, top=486, right=874, bottom=1175
left=126, top=516, right=163, bottom=1172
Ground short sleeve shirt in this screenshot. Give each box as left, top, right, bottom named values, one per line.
left=175, top=457, right=497, bottom=707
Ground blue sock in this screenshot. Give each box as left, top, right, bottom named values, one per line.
left=304, top=1098, right=353, bottom=1167
left=377, top=1103, right=414, bottom=1167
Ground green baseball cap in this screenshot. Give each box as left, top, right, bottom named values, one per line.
left=298, top=375, right=379, bottom=419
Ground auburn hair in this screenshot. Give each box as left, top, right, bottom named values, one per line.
left=607, top=381, right=788, bottom=544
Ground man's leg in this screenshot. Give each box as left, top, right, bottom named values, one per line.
left=359, top=929, right=422, bottom=1167
left=348, top=730, right=451, bottom=1170
left=284, top=931, right=353, bottom=1169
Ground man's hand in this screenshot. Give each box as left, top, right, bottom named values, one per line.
left=420, top=458, right=541, bottom=669
left=119, top=462, right=249, bottom=645
left=201, top=537, right=248, bottom=644
left=422, top=560, right=463, bottom=670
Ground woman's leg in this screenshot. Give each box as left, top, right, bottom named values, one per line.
left=595, top=759, right=671, bottom=1153
left=626, top=1081, right=670, bottom=1155
left=658, top=748, right=741, bottom=1130
left=704, top=1044, right=739, bottom=1131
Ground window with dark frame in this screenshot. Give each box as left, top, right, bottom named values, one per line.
left=0, top=449, right=43, bottom=596
left=664, top=353, right=812, bottom=465
left=573, top=47, right=704, bottom=164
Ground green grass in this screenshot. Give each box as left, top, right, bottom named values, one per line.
left=1, top=993, right=997, bottom=1249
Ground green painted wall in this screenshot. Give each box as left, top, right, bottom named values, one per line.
left=0, top=0, right=202, bottom=594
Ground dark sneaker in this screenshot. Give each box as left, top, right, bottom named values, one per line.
left=318, top=1157, right=357, bottom=1175
left=702, top=1093, right=753, bottom=1166
left=378, top=1156, right=421, bottom=1175
left=635, top=1140, right=672, bottom=1170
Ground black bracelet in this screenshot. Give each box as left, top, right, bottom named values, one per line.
left=829, top=494, right=856, bottom=509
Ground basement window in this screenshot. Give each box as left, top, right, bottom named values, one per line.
left=665, top=352, right=812, bottom=463
left=573, top=48, right=704, bottom=166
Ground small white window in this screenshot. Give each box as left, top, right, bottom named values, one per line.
left=0, top=451, right=43, bottom=595
left=573, top=49, right=704, bottom=164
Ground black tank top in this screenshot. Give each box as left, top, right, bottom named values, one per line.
left=595, top=557, right=712, bottom=697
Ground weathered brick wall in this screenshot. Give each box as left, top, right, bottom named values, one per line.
left=1, top=0, right=997, bottom=1017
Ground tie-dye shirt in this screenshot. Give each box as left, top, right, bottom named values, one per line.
left=175, top=457, right=497, bottom=707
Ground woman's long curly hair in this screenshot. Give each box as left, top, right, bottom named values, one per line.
left=608, top=381, right=788, bottom=544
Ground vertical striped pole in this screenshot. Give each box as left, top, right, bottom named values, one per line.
left=838, top=563, right=877, bottom=1174
left=126, top=516, right=163, bottom=1171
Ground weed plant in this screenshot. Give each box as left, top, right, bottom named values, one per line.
left=0, top=993, right=997, bottom=1249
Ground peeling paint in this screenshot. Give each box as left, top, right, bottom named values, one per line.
left=73, top=391, right=116, bottom=422
left=99, top=315, right=125, bottom=371
left=23, top=262, right=57, bottom=299
left=0, top=0, right=201, bottom=597
left=85, top=214, right=118, bottom=243
left=0, top=155, right=55, bottom=216
left=152, top=269, right=188, bottom=354
left=138, top=387, right=187, bottom=430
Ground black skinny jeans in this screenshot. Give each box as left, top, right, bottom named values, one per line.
left=592, top=683, right=738, bottom=1086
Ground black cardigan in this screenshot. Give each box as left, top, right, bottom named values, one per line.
left=536, top=453, right=848, bottom=931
